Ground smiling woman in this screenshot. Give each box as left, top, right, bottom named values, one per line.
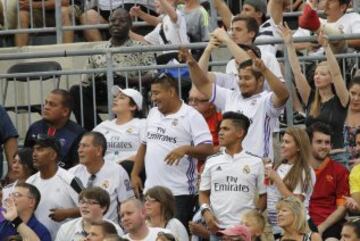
left=275, top=196, right=321, bottom=241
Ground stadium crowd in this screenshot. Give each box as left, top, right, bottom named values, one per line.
left=0, top=0, right=360, bottom=240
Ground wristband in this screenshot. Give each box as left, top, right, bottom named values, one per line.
left=200, top=203, right=211, bottom=216
left=11, top=216, right=23, bottom=229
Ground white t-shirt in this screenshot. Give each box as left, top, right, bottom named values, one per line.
left=200, top=150, right=266, bottom=228
left=142, top=102, right=212, bottom=196
left=93, top=118, right=146, bottom=163
left=213, top=72, right=239, bottom=91
left=165, top=218, right=189, bottom=241
left=26, top=168, right=83, bottom=240
left=123, top=227, right=171, bottom=241
left=225, top=49, right=284, bottom=91
left=267, top=163, right=316, bottom=234
left=55, top=217, right=123, bottom=241
left=145, top=10, right=189, bottom=54
left=69, top=161, right=134, bottom=223
left=210, top=85, right=284, bottom=158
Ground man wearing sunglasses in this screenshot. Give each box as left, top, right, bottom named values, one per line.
left=0, top=183, right=51, bottom=241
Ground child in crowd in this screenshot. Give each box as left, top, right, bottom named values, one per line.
left=242, top=210, right=266, bottom=241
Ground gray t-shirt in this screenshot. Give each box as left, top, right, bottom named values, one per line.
left=177, top=5, right=209, bottom=42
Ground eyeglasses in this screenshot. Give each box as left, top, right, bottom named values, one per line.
left=10, top=192, right=33, bottom=199
left=79, top=199, right=100, bottom=206
left=188, top=98, right=210, bottom=104
left=144, top=196, right=158, bottom=203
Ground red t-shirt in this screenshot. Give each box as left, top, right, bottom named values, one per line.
left=309, top=157, right=349, bottom=225
left=206, top=112, right=222, bottom=146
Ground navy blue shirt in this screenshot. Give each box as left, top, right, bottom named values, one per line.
left=0, top=106, right=18, bottom=168
left=24, top=119, right=85, bottom=169
left=0, top=215, right=51, bottom=241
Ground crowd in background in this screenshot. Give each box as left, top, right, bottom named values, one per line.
left=0, top=0, right=360, bottom=240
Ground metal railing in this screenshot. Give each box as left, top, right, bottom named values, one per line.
left=0, top=34, right=359, bottom=134
left=1, top=0, right=359, bottom=44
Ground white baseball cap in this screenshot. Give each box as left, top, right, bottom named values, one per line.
left=111, top=86, right=143, bottom=111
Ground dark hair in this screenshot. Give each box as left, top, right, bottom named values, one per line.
left=79, top=187, right=111, bottom=214
left=13, top=148, right=36, bottom=178
left=222, top=111, right=251, bottom=136
left=129, top=98, right=144, bottom=118
left=238, top=64, right=263, bottom=82
left=15, top=183, right=41, bottom=210
left=151, top=73, right=179, bottom=94
left=232, top=15, right=259, bottom=42
left=349, top=75, right=360, bottom=89
left=83, top=132, right=107, bottom=156
left=111, top=8, right=132, bottom=28
left=355, top=129, right=360, bottom=138
left=144, top=186, right=176, bottom=224
left=339, top=0, right=351, bottom=12
left=306, top=121, right=333, bottom=143
left=91, top=221, right=118, bottom=236
left=51, top=89, right=74, bottom=112
left=343, top=219, right=360, bottom=238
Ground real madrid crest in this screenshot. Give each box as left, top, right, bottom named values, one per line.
left=243, top=165, right=250, bottom=174
left=101, top=180, right=110, bottom=189
left=172, top=119, right=178, bottom=126
left=126, top=128, right=133, bottom=134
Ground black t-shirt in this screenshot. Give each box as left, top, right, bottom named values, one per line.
left=305, top=91, right=347, bottom=149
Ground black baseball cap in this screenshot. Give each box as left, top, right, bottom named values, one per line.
left=30, top=134, right=61, bottom=156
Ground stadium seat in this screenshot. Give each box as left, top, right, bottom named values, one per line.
left=2, top=61, right=62, bottom=114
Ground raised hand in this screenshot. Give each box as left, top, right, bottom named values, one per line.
left=277, top=22, right=294, bottom=45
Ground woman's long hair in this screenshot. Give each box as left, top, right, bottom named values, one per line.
left=309, top=61, right=335, bottom=117
left=274, top=127, right=313, bottom=193
left=144, top=186, right=176, bottom=225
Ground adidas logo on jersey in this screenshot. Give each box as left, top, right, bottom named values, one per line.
left=216, top=166, right=222, bottom=171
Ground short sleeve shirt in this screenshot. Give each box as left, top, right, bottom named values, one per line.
left=93, top=118, right=145, bottom=163
left=26, top=168, right=83, bottom=240
left=142, top=103, right=212, bottom=196
left=82, top=39, right=156, bottom=86
left=200, top=150, right=266, bottom=228
left=350, top=164, right=360, bottom=194
left=69, top=161, right=134, bottom=223
left=309, top=158, right=349, bottom=225
left=24, top=119, right=85, bottom=169
left=144, top=10, right=189, bottom=49
left=267, top=163, right=316, bottom=234
left=210, top=85, right=283, bottom=158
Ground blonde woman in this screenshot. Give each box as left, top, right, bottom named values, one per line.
left=278, top=23, right=349, bottom=160
left=266, top=127, right=316, bottom=238
left=276, top=196, right=322, bottom=241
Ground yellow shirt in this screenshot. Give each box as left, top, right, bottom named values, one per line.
left=350, top=164, right=360, bottom=194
